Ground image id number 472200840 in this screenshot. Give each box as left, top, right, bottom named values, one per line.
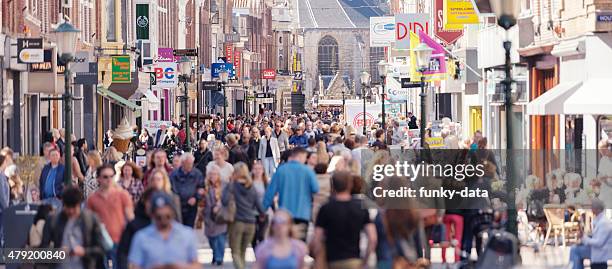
left=1, top=248, right=68, bottom=263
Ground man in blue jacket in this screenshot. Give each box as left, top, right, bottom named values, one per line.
left=39, top=148, right=65, bottom=202
left=289, top=126, right=309, bottom=148
left=169, top=153, right=205, bottom=228
left=263, top=147, right=319, bottom=241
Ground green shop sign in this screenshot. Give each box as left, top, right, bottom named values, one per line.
left=111, top=55, right=131, bottom=83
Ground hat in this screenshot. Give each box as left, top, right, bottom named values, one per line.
left=150, top=192, right=176, bottom=213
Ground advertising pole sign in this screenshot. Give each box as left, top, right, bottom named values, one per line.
left=136, top=4, right=150, bottom=39
left=224, top=44, right=233, bottom=64
left=345, top=102, right=382, bottom=134
left=17, top=38, right=44, bottom=63
left=395, top=14, right=430, bottom=49
left=111, top=55, right=132, bottom=83
left=435, top=0, right=464, bottom=45
left=262, top=69, right=276, bottom=80
left=153, top=62, right=178, bottom=88
left=370, top=17, right=396, bottom=47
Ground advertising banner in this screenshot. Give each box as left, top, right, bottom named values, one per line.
left=345, top=102, right=382, bottom=134
left=136, top=4, right=150, bottom=39
left=17, top=38, right=44, bottom=63
left=111, top=55, right=131, bottom=83
left=262, top=69, right=276, bottom=79
left=435, top=0, right=464, bottom=45
left=157, top=48, right=177, bottom=62
left=370, top=17, right=396, bottom=47
left=410, top=31, right=447, bottom=82
left=30, top=50, right=53, bottom=72
left=211, top=63, right=235, bottom=78
left=395, top=13, right=430, bottom=50
left=153, top=62, right=178, bottom=88
left=386, top=77, right=409, bottom=103
left=225, top=44, right=233, bottom=63
left=72, top=51, right=91, bottom=73
left=444, top=0, right=479, bottom=29
left=234, top=51, right=241, bottom=80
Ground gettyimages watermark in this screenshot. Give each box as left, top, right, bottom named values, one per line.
left=356, top=149, right=612, bottom=210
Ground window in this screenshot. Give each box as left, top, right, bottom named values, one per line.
left=369, top=47, right=384, bottom=83
left=317, top=35, right=339, bottom=76
left=107, top=0, right=116, bottom=41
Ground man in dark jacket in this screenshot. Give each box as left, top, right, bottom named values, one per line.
left=39, top=149, right=65, bottom=201
left=169, top=153, right=205, bottom=228
left=75, top=138, right=88, bottom=175
left=239, top=127, right=258, bottom=164
left=41, top=187, right=106, bottom=269
left=194, top=139, right=213, bottom=175
left=226, top=134, right=250, bottom=166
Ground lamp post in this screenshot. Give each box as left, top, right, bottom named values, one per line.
left=414, top=43, right=433, bottom=148
left=491, top=0, right=521, bottom=237
left=341, top=88, right=346, bottom=110
left=219, top=68, right=229, bottom=135
left=178, top=56, right=192, bottom=152
left=360, top=71, right=371, bottom=136
left=377, top=60, right=388, bottom=137
left=53, top=21, right=80, bottom=186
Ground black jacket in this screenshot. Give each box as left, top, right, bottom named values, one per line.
left=75, top=149, right=88, bottom=176
left=228, top=145, right=250, bottom=167
left=194, top=149, right=213, bottom=175
left=116, top=202, right=151, bottom=269
left=41, top=209, right=106, bottom=269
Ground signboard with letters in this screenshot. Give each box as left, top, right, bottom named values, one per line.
left=30, top=50, right=53, bottom=72
left=202, top=81, right=219, bottom=91
left=370, top=16, right=396, bottom=47
left=395, top=13, right=430, bottom=49
left=401, top=78, right=420, bottom=88
left=72, top=51, right=90, bottom=73
left=75, top=63, right=98, bottom=85
left=435, top=0, right=464, bottom=45
left=157, top=48, right=177, bottom=62
left=410, top=31, right=447, bottom=81
left=443, top=0, right=478, bottom=29
left=153, top=62, right=178, bottom=88
left=597, top=12, right=612, bottom=22
left=17, top=38, right=44, bottom=63
left=173, top=48, right=198, bottom=56
left=136, top=4, right=150, bottom=39
left=111, top=55, right=131, bottom=83
left=224, top=45, right=233, bottom=63
left=211, top=63, right=235, bottom=78
left=345, top=102, right=382, bottom=134
left=262, top=69, right=276, bottom=80
left=234, top=51, right=241, bottom=80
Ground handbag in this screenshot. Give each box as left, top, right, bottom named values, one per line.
left=214, top=183, right=236, bottom=224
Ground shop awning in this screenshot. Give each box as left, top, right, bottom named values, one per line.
left=129, top=90, right=160, bottom=105
left=526, top=81, right=582, bottom=115
left=564, top=79, right=612, bottom=115
left=97, top=86, right=141, bottom=111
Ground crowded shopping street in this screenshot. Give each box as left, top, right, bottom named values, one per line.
left=1, top=0, right=612, bottom=268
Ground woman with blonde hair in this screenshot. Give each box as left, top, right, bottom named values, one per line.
left=84, top=151, right=102, bottom=198
left=316, top=141, right=330, bottom=165
left=203, top=165, right=228, bottom=266
left=207, top=142, right=234, bottom=182
left=222, top=162, right=265, bottom=269
left=101, top=146, right=122, bottom=165
left=147, top=168, right=182, bottom=221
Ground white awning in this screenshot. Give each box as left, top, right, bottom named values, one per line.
left=564, top=79, right=612, bottom=115
left=526, top=81, right=582, bottom=115
left=143, top=90, right=160, bottom=104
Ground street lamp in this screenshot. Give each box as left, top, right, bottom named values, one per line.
left=53, top=21, right=80, bottom=186
left=414, top=42, right=433, bottom=148
left=341, top=88, right=346, bottom=110
left=360, top=71, right=371, bottom=135
left=178, top=56, right=192, bottom=152
left=218, top=68, right=229, bottom=135
left=491, top=0, right=521, bottom=237
left=377, top=60, right=389, bottom=138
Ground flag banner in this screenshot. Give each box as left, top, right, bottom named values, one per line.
left=136, top=4, right=150, bottom=40
left=410, top=31, right=447, bottom=82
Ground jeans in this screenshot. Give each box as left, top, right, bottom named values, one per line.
left=229, top=221, right=256, bottom=269
left=262, top=157, right=277, bottom=177
left=569, top=244, right=590, bottom=269
left=207, top=233, right=227, bottom=264
left=106, top=244, right=118, bottom=269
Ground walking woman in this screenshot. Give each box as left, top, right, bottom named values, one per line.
left=251, top=161, right=270, bottom=247
left=253, top=210, right=308, bottom=269
left=206, top=144, right=234, bottom=183
left=203, top=166, right=228, bottom=266
left=118, top=161, right=145, bottom=204
left=147, top=168, right=182, bottom=222
left=258, top=126, right=280, bottom=177
left=83, top=151, right=102, bottom=198
left=222, top=162, right=265, bottom=269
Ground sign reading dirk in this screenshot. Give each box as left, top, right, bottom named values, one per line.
left=136, top=4, right=150, bottom=39
left=395, top=13, right=430, bottom=49
left=173, top=48, right=198, bottom=57
left=111, top=55, right=132, bottom=83
left=17, top=38, right=44, bottom=63
left=153, top=62, right=178, bottom=88
left=262, top=69, right=276, bottom=80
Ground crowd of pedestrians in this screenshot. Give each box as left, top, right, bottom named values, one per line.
left=0, top=109, right=610, bottom=269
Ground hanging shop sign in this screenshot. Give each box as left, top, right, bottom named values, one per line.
left=17, top=38, right=44, bottom=63
left=153, top=62, right=178, bottom=88
left=435, top=0, right=464, bottom=45
left=136, top=4, right=150, bottom=40
left=410, top=31, right=447, bottom=82
left=30, top=50, right=53, bottom=72
left=234, top=51, right=241, bottom=80
left=157, top=47, right=178, bottom=62
left=262, top=69, right=276, bottom=80
left=443, top=0, right=479, bottom=30
left=111, top=55, right=132, bottom=83
left=395, top=13, right=430, bottom=50
left=211, top=63, right=235, bottom=78
left=370, top=16, right=396, bottom=47
left=72, top=51, right=90, bottom=73
left=224, top=44, right=233, bottom=63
